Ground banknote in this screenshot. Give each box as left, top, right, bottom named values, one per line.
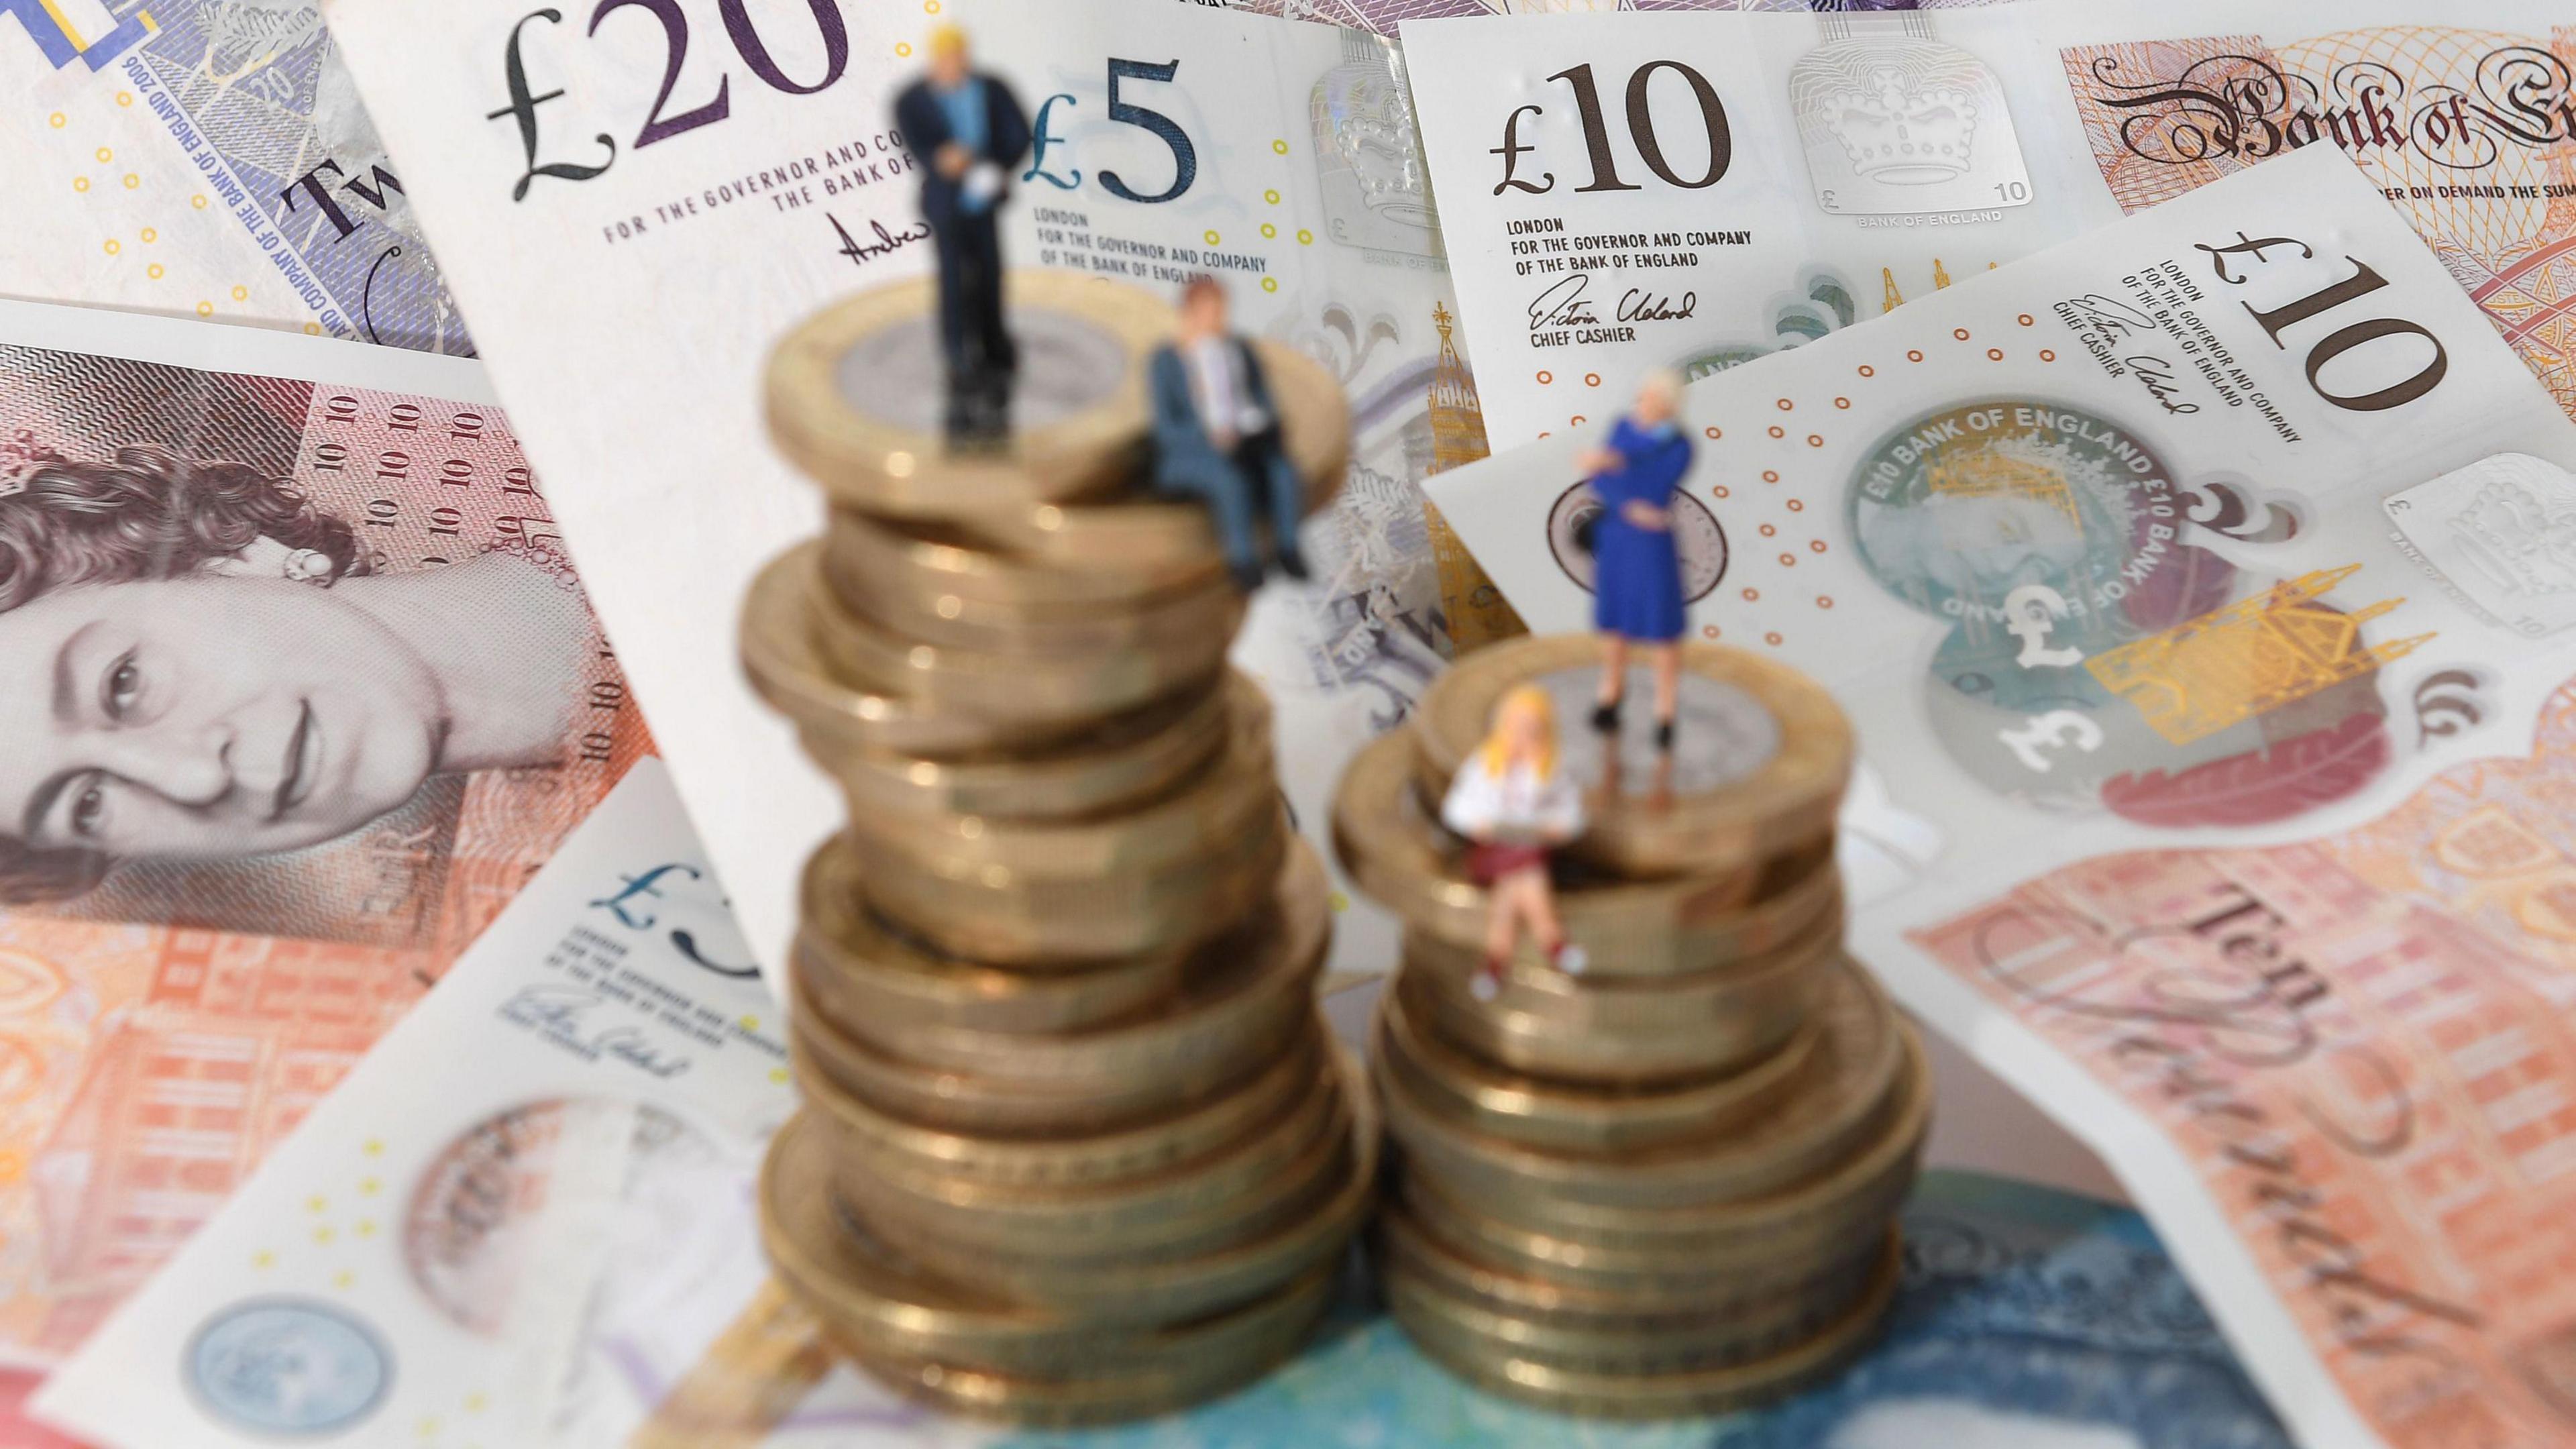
left=707, top=1169, right=2282, bottom=1448
left=0, top=0, right=472, bottom=354
left=316, top=0, right=1501, bottom=987
left=1421, top=142, right=2576, bottom=1448
left=0, top=299, right=649, bottom=1369
left=1405, top=0, right=2576, bottom=452
left=31, top=759, right=793, bottom=1449
left=1223, top=0, right=1976, bottom=37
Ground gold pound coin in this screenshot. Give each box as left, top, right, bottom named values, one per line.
left=1411, top=636, right=1852, bottom=878
left=797, top=1014, right=1322, bottom=1189
left=851, top=718, right=1291, bottom=967
left=765, top=271, right=1169, bottom=520
left=1371, top=986, right=1815, bottom=1155
left=797, top=840, right=1189, bottom=1037
left=1407, top=1022, right=1931, bottom=1260
left=822, top=505, right=1224, bottom=612
left=1381, top=959, right=1909, bottom=1212
left=1395, top=913, right=1835, bottom=1085
left=1379, top=1196, right=1884, bottom=1325
left=1332, top=732, right=1839, bottom=977
left=836, top=1260, right=1333, bottom=1428
left=745, top=542, right=1088, bottom=757
left=791, top=975, right=1300, bottom=1138
left=810, top=671, right=1236, bottom=824
left=828, top=530, right=1245, bottom=657
left=841, top=1048, right=1342, bottom=1252
left=830, top=843, right=1325, bottom=1080
left=1387, top=1232, right=1899, bottom=1419
left=810, top=570, right=1238, bottom=728
left=1380, top=1224, right=1888, bottom=1373
left=764, top=1114, right=1339, bottom=1396
left=882, top=1053, right=1378, bottom=1329
left=955, top=339, right=1351, bottom=570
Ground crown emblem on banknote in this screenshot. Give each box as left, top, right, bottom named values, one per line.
left=2446, top=464, right=2576, bottom=600
left=1925, top=445, right=2080, bottom=530
left=1313, top=35, right=1437, bottom=229
left=1822, top=64, right=1979, bottom=184
left=2082, top=566, right=2431, bottom=745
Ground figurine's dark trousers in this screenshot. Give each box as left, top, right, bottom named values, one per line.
left=1163, top=429, right=1304, bottom=588
left=934, top=211, right=1014, bottom=388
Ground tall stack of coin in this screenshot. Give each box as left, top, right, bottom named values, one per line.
left=742, top=272, right=1375, bottom=1426
left=1337, top=635, right=1929, bottom=1417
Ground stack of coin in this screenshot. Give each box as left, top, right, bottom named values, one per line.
left=744, top=272, right=1373, bottom=1425
left=1336, top=635, right=1930, bottom=1417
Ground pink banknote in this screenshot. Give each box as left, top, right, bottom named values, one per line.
left=1913, top=675, right=2576, bottom=1446
left=2063, top=24, right=2576, bottom=418
left=0, top=336, right=651, bottom=1364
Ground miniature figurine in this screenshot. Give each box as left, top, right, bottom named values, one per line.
left=1440, top=684, right=1589, bottom=1002
left=1579, top=369, right=1693, bottom=751
left=1148, top=275, right=1311, bottom=594
left=893, top=25, right=1031, bottom=437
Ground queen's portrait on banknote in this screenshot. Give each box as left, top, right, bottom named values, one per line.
left=0, top=441, right=592, bottom=897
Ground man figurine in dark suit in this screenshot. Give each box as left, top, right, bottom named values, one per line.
left=892, top=26, right=1030, bottom=437
left=1148, top=276, right=1311, bottom=594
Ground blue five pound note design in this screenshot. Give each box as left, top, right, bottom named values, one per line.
left=982, top=1172, right=2292, bottom=1449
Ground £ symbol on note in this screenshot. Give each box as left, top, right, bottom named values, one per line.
left=2000, top=710, right=2104, bottom=773
left=1491, top=103, right=1552, bottom=197
left=2004, top=584, right=2084, bottom=669
left=488, top=9, right=616, bottom=201
left=1024, top=94, right=1082, bottom=191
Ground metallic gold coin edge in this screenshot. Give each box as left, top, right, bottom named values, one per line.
left=765, top=270, right=1171, bottom=516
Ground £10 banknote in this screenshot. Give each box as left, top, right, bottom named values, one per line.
left=1404, top=0, right=2576, bottom=449
left=0, top=299, right=651, bottom=1368
left=1422, top=138, right=2576, bottom=1449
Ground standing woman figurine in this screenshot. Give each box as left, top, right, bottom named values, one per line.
left=1440, top=685, right=1588, bottom=1002
left=1580, top=368, right=1693, bottom=751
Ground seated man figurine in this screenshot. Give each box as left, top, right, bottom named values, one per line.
left=1148, top=276, right=1311, bottom=593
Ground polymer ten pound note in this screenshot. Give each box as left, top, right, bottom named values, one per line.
left=31, top=760, right=792, bottom=1449
left=1424, top=143, right=2576, bottom=1449
left=1406, top=0, right=2576, bottom=451
left=0, top=301, right=649, bottom=1368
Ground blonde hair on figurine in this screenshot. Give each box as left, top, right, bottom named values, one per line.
left=928, top=23, right=969, bottom=56
left=1479, top=684, right=1558, bottom=782
left=1636, top=367, right=1684, bottom=410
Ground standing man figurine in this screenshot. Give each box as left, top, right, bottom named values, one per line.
left=1148, top=275, right=1311, bottom=593
left=1581, top=369, right=1693, bottom=751
left=893, top=26, right=1030, bottom=437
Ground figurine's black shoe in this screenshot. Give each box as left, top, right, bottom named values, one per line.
left=1655, top=718, right=1676, bottom=753
left=1277, top=547, right=1311, bottom=583
left=1591, top=698, right=1623, bottom=735
left=1229, top=558, right=1267, bottom=594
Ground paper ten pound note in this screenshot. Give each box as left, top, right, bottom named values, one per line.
left=30, top=760, right=792, bottom=1449
left=0, top=300, right=649, bottom=1366
left=1423, top=142, right=2576, bottom=1449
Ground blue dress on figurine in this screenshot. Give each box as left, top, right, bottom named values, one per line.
left=1588, top=416, right=1693, bottom=641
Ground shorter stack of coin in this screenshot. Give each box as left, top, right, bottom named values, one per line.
left=1338, top=635, right=1929, bottom=1417
left=745, top=272, right=1371, bottom=1424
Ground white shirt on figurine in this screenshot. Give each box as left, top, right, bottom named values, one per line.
left=1440, top=755, right=1586, bottom=842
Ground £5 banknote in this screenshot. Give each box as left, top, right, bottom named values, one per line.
left=32, top=760, right=790, bottom=1449
left=1423, top=140, right=2576, bottom=1449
